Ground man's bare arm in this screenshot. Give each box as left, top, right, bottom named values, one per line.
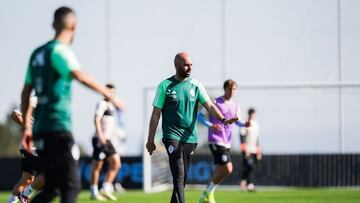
left=146, top=107, right=162, bottom=155
left=94, top=115, right=107, bottom=145
left=72, top=70, right=109, bottom=95
left=72, top=70, right=124, bottom=110
left=21, top=85, right=33, bottom=130
left=201, top=100, right=238, bottom=124
left=72, top=70, right=113, bottom=99
left=20, top=84, right=34, bottom=153
left=202, top=100, right=224, bottom=120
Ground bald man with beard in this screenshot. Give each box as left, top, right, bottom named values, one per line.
left=146, top=52, right=238, bottom=203
left=21, top=6, right=122, bottom=203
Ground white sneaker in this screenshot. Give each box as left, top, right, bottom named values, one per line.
left=90, top=194, right=107, bottom=201
left=100, top=190, right=117, bottom=201
left=240, top=180, right=247, bottom=191
left=115, top=183, right=127, bottom=193
left=247, top=183, right=256, bottom=192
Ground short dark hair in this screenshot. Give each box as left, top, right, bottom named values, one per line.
left=53, top=6, right=74, bottom=32
left=248, top=108, right=256, bottom=116
left=106, top=83, right=115, bottom=89
left=223, top=79, right=237, bottom=90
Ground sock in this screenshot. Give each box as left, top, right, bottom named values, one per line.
left=90, top=184, right=99, bottom=196
left=7, top=194, right=18, bottom=203
left=102, top=182, right=113, bottom=193
left=22, top=185, right=35, bottom=197
left=206, top=182, right=218, bottom=193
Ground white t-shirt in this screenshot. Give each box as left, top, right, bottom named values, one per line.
left=94, top=99, right=116, bottom=140
left=244, top=119, right=260, bottom=154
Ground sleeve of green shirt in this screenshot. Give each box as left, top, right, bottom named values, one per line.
left=24, top=62, right=32, bottom=85
left=152, top=81, right=167, bottom=109
left=197, top=81, right=210, bottom=104
left=51, top=43, right=81, bottom=80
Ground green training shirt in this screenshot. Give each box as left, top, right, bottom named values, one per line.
left=153, top=76, right=210, bottom=143
left=24, top=40, right=81, bottom=133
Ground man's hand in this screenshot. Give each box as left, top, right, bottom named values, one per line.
left=146, top=141, right=156, bottom=155
left=223, top=117, right=238, bottom=125
left=22, top=128, right=33, bottom=154
left=101, top=88, right=123, bottom=109
left=95, top=115, right=107, bottom=145
left=99, top=136, right=107, bottom=145
left=102, top=88, right=113, bottom=102
left=210, top=124, right=222, bottom=133
left=147, top=107, right=161, bottom=156
left=110, top=96, right=125, bottom=110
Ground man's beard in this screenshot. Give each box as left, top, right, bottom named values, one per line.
left=179, top=70, right=191, bottom=78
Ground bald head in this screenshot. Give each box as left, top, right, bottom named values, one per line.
left=52, top=7, right=76, bottom=33
left=174, top=52, right=192, bottom=79
left=174, top=52, right=191, bottom=67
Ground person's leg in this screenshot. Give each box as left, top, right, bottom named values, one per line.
left=31, top=187, right=58, bottom=203
left=41, top=132, right=79, bottom=203
left=7, top=172, right=34, bottom=203
left=9, top=149, right=38, bottom=202
left=31, top=136, right=58, bottom=203
left=90, top=160, right=104, bottom=198
left=90, top=136, right=106, bottom=200
left=31, top=174, right=45, bottom=190
left=200, top=145, right=232, bottom=203
left=212, top=162, right=233, bottom=185
left=163, top=139, right=185, bottom=203
left=100, top=154, right=120, bottom=200
left=14, top=172, right=35, bottom=194
left=21, top=150, right=46, bottom=200
left=103, top=154, right=120, bottom=187
left=60, top=179, right=79, bottom=203
left=59, top=134, right=80, bottom=203
left=246, top=154, right=256, bottom=192
left=114, top=154, right=125, bottom=192
left=182, top=142, right=197, bottom=185
left=21, top=174, right=45, bottom=200
left=100, top=141, right=120, bottom=201
left=240, top=152, right=250, bottom=189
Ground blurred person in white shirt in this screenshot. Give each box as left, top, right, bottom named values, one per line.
left=240, top=108, right=261, bottom=192
left=89, top=84, right=125, bottom=201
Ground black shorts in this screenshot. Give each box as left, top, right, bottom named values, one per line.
left=33, top=131, right=80, bottom=194
left=92, top=137, right=117, bottom=160
left=20, top=149, right=43, bottom=175
left=209, top=144, right=231, bottom=165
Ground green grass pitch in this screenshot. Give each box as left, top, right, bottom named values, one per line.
left=1, top=188, right=359, bottom=203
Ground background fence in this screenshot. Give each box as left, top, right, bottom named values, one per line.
left=0, top=154, right=359, bottom=190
